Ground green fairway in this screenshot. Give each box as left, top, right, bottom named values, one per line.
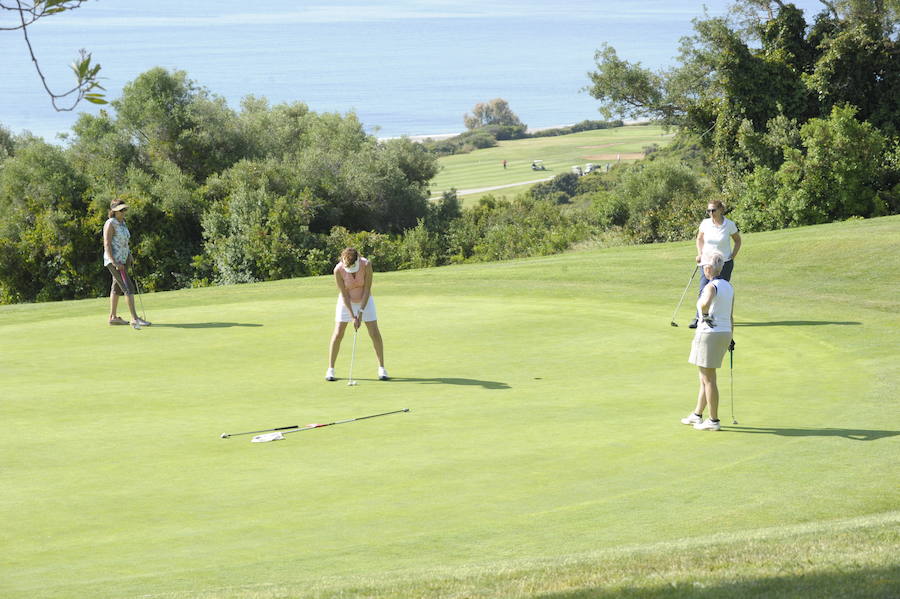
left=428, top=124, right=673, bottom=200
left=1, top=216, right=898, bottom=598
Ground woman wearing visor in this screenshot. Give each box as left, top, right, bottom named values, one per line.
left=326, top=247, right=388, bottom=382
left=681, top=250, right=734, bottom=431
left=102, top=199, right=150, bottom=330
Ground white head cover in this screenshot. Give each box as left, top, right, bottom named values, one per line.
left=251, top=432, right=285, bottom=443
left=344, top=259, right=361, bottom=273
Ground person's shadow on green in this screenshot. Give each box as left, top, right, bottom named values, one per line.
left=389, top=377, right=510, bottom=390
left=727, top=426, right=897, bottom=441
left=151, top=322, right=263, bottom=329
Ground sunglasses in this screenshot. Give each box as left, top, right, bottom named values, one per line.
left=706, top=208, right=717, bottom=214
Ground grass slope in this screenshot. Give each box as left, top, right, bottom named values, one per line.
left=429, top=124, right=672, bottom=199
left=1, top=216, right=898, bottom=598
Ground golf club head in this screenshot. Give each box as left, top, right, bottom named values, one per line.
left=732, top=420, right=738, bottom=425
left=347, top=380, right=358, bottom=386
left=670, top=321, right=678, bottom=327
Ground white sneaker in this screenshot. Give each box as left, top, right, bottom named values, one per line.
left=693, top=419, right=721, bottom=431
left=681, top=413, right=703, bottom=425
left=378, top=367, right=389, bottom=381
left=325, top=368, right=336, bottom=382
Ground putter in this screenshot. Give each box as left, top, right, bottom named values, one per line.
left=729, top=347, right=738, bottom=424
left=347, top=320, right=359, bottom=386
left=221, top=424, right=300, bottom=439
left=671, top=264, right=699, bottom=327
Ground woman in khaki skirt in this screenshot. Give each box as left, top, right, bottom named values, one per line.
left=681, top=250, right=734, bottom=431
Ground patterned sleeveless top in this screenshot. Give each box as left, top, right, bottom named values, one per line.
left=103, top=218, right=131, bottom=266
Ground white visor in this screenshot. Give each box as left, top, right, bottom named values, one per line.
left=344, top=260, right=360, bottom=273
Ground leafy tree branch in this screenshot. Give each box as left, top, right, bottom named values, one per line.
left=2, top=0, right=106, bottom=110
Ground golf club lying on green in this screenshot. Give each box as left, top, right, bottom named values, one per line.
left=220, top=408, right=410, bottom=442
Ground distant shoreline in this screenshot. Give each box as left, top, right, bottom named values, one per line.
left=382, top=121, right=649, bottom=142
left=382, top=125, right=574, bottom=143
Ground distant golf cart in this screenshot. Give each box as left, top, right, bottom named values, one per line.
left=571, top=163, right=597, bottom=177
left=531, top=160, right=546, bottom=171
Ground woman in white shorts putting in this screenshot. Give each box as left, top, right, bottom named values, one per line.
left=682, top=250, right=734, bottom=431
left=326, top=247, right=388, bottom=381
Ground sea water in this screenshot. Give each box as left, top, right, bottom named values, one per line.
left=0, top=0, right=827, bottom=141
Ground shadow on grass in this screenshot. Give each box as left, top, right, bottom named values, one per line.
left=534, top=565, right=900, bottom=599
left=735, top=320, right=861, bottom=327
left=388, top=377, right=511, bottom=390
left=150, top=322, right=263, bottom=329
left=726, top=426, right=898, bottom=441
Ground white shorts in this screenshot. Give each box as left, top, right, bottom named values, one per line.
left=335, top=296, right=377, bottom=323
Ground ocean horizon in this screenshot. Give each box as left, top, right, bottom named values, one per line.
left=1, top=0, right=828, bottom=142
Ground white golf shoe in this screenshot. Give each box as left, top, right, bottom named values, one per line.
left=693, top=418, right=721, bottom=431
left=378, top=366, right=389, bottom=381
left=325, top=367, right=336, bottom=382
left=681, top=413, right=703, bottom=425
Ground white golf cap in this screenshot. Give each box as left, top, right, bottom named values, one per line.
left=111, top=203, right=129, bottom=212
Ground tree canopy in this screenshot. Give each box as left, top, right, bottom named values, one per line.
left=587, top=0, right=899, bottom=230
left=463, top=98, right=525, bottom=130
left=0, top=68, right=442, bottom=300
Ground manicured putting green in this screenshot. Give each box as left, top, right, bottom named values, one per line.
left=1, top=216, right=897, bottom=598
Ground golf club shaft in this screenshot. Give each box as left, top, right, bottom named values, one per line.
left=133, top=275, right=147, bottom=321
left=347, top=320, right=359, bottom=383
left=671, top=265, right=699, bottom=324
left=282, top=408, right=409, bottom=435
left=222, top=424, right=300, bottom=438
left=120, top=268, right=147, bottom=321
left=730, top=348, right=735, bottom=422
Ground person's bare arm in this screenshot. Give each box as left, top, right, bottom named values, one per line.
left=697, top=282, right=716, bottom=320
left=103, top=220, right=118, bottom=267
left=359, top=261, right=373, bottom=311
left=730, top=232, right=742, bottom=260
left=335, top=271, right=354, bottom=315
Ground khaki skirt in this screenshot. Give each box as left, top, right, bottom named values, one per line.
left=689, top=331, right=731, bottom=369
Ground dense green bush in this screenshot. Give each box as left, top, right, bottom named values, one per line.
left=730, top=105, right=889, bottom=230
left=528, top=119, right=625, bottom=138
left=530, top=173, right=580, bottom=203
left=0, top=138, right=98, bottom=302
left=423, top=120, right=625, bottom=157
left=421, top=129, right=497, bottom=156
